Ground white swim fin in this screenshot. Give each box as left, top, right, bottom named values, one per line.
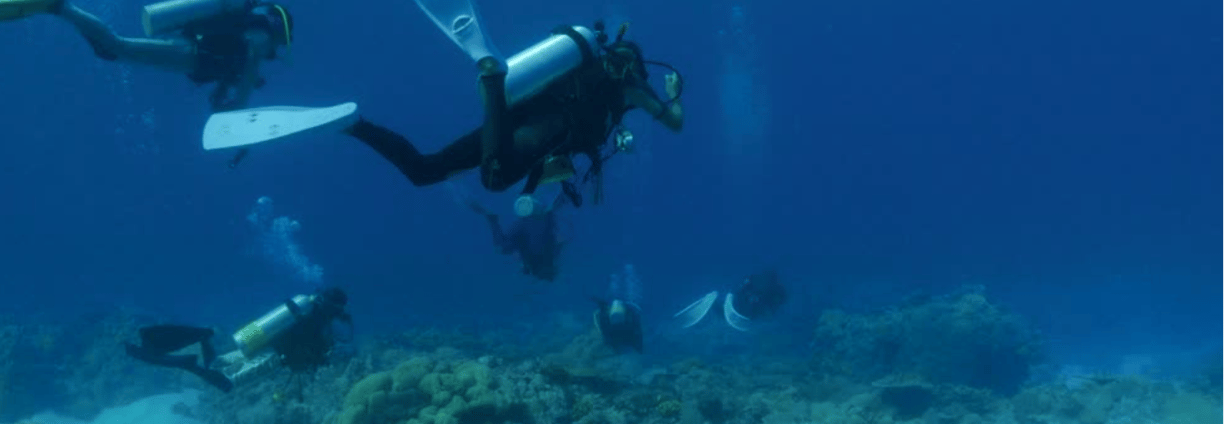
left=415, top=0, right=501, bottom=63
left=202, top=102, right=359, bottom=150
left=673, top=291, right=718, bottom=329
left=723, top=293, right=752, bottom=332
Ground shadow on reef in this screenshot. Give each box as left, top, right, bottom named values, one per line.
left=455, top=401, right=532, bottom=424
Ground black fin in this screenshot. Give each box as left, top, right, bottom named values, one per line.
left=138, top=325, right=214, bottom=354
left=628, top=309, right=644, bottom=353
left=629, top=324, right=644, bottom=353
left=201, top=338, right=217, bottom=367
left=126, top=343, right=233, bottom=392
left=185, top=367, right=235, bottom=393
left=126, top=343, right=200, bottom=369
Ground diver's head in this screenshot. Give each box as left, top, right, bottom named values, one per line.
left=313, top=286, right=349, bottom=320
left=603, top=40, right=648, bottom=81
left=250, top=3, right=293, bottom=53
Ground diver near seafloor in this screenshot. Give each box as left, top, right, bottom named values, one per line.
left=462, top=189, right=572, bottom=282
left=343, top=21, right=684, bottom=214
left=592, top=298, right=644, bottom=354
left=673, top=270, right=787, bottom=332
left=0, top=0, right=293, bottom=167
left=122, top=286, right=353, bottom=392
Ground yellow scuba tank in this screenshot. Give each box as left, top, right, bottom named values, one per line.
left=231, top=294, right=315, bottom=358
left=142, top=0, right=250, bottom=37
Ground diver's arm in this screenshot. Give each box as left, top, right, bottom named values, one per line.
left=623, top=74, right=684, bottom=132
left=485, top=214, right=515, bottom=254
left=468, top=199, right=514, bottom=253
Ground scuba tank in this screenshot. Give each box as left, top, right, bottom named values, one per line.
left=504, top=25, right=600, bottom=107
left=231, top=294, right=315, bottom=358
left=142, top=0, right=251, bottom=36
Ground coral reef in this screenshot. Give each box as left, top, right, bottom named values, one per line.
left=0, top=311, right=183, bottom=422
left=334, top=350, right=531, bottom=424
left=811, top=285, right=1045, bottom=395
left=1, top=288, right=1218, bottom=424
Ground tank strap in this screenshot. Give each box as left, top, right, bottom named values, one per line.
left=551, top=25, right=596, bottom=65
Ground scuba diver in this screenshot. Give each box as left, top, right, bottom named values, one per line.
left=592, top=298, right=643, bottom=354
left=122, top=286, right=352, bottom=392
left=344, top=20, right=684, bottom=213
left=464, top=191, right=570, bottom=281
left=673, top=270, right=787, bottom=332
left=0, top=0, right=294, bottom=113
left=1, top=0, right=292, bottom=167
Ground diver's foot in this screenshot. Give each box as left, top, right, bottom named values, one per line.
left=0, top=0, right=60, bottom=20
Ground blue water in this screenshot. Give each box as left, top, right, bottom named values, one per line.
left=0, top=0, right=1217, bottom=382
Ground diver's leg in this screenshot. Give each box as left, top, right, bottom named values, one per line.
left=344, top=118, right=481, bottom=186
left=476, top=57, right=518, bottom=192
left=0, top=0, right=59, bottom=21
left=54, top=3, right=195, bottom=73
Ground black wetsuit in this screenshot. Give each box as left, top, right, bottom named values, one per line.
left=272, top=287, right=351, bottom=372
left=346, top=45, right=658, bottom=197
left=185, top=8, right=283, bottom=111
left=593, top=299, right=644, bottom=353
left=186, top=25, right=252, bottom=88
left=482, top=203, right=563, bottom=281
left=729, top=270, right=787, bottom=320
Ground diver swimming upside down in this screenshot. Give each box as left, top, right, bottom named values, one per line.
left=674, top=270, right=787, bottom=332
left=464, top=192, right=571, bottom=281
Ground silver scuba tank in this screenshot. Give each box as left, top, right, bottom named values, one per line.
left=231, top=294, right=315, bottom=358
left=142, top=0, right=250, bottom=37
left=504, top=25, right=599, bottom=107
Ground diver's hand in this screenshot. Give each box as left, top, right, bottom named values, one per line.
left=664, top=72, right=682, bottom=99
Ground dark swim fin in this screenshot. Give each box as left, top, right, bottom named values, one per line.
left=124, top=344, right=234, bottom=392
left=628, top=323, right=643, bottom=353
left=125, top=343, right=199, bottom=369
left=184, top=366, right=235, bottom=393
left=138, top=325, right=215, bottom=354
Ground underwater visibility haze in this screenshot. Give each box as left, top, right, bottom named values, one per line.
left=0, top=0, right=1216, bottom=422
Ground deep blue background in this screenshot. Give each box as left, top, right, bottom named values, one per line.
left=0, top=0, right=1217, bottom=369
